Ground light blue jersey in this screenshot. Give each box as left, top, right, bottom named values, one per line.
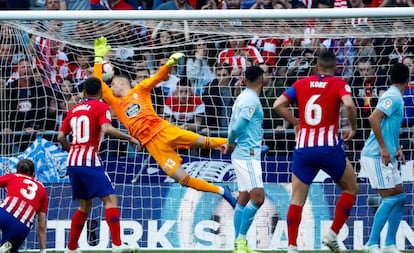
left=361, top=85, right=404, bottom=161
left=228, top=88, right=264, bottom=160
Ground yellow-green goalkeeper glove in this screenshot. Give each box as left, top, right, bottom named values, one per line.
left=94, top=36, right=111, bottom=63
left=167, top=52, right=185, bottom=67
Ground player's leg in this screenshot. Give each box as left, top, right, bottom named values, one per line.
left=67, top=199, right=92, bottom=251
left=232, top=159, right=264, bottom=253
left=0, top=209, right=30, bottom=253
left=66, top=166, right=93, bottom=251
left=146, top=128, right=237, bottom=207
left=360, top=157, right=405, bottom=253
left=286, top=174, right=310, bottom=252
left=323, top=154, right=358, bottom=253
left=193, top=135, right=228, bottom=149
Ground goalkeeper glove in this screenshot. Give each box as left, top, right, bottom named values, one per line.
left=167, top=52, right=185, bottom=67
left=94, top=36, right=111, bottom=63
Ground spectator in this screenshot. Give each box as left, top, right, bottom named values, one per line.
left=349, top=57, right=388, bottom=150
left=218, top=35, right=264, bottom=77
left=259, top=64, right=291, bottom=154
left=186, top=37, right=216, bottom=96
left=67, top=48, right=93, bottom=92
left=156, top=0, right=194, bottom=9
left=164, top=78, right=205, bottom=133
left=1, top=58, right=58, bottom=153
left=90, top=0, right=133, bottom=9
left=201, top=63, right=236, bottom=136
left=277, top=37, right=316, bottom=86
left=59, top=0, right=90, bottom=9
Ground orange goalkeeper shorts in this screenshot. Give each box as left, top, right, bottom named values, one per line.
left=144, top=124, right=199, bottom=176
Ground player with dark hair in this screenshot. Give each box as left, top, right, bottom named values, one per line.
left=221, top=65, right=265, bottom=253
left=360, top=63, right=410, bottom=253
left=273, top=50, right=359, bottom=253
left=57, top=77, right=141, bottom=253
left=93, top=37, right=237, bottom=208
left=0, top=159, right=48, bottom=253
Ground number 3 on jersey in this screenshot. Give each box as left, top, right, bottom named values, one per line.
left=20, top=178, right=38, bottom=200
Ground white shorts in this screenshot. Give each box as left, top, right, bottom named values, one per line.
left=232, top=158, right=264, bottom=192
left=360, top=156, right=402, bottom=189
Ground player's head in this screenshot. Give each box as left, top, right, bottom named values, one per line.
left=317, top=50, right=337, bottom=72
left=111, top=75, right=132, bottom=97
left=390, top=62, right=410, bottom=86
left=17, top=159, right=35, bottom=176
left=244, top=65, right=265, bottom=87
left=83, top=77, right=102, bottom=98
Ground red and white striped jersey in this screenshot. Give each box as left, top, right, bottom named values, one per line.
left=218, top=45, right=264, bottom=72
left=249, top=35, right=281, bottom=66
left=60, top=99, right=112, bottom=167
left=0, top=173, right=48, bottom=228
left=283, top=75, right=352, bottom=148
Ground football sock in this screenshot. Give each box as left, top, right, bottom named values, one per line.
left=287, top=204, right=303, bottom=247
left=234, top=203, right=245, bottom=239
left=106, top=207, right=122, bottom=246
left=238, top=201, right=259, bottom=238
left=331, top=192, right=355, bottom=234
left=367, top=195, right=395, bottom=246
left=68, top=209, right=88, bottom=250
left=203, top=137, right=227, bottom=149
left=179, top=174, right=220, bottom=194
left=385, top=193, right=406, bottom=246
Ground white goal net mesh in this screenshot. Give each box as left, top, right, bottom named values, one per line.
left=1, top=9, right=414, bottom=251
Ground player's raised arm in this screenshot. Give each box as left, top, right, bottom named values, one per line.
left=140, top=52, right=185, bottom=90
left=93, top=36, right=114, bottom=101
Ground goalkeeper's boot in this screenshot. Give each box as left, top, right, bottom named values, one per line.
left=223, top=185, right=237, bottom=208
left=64, top=248, right=82, bottom=253
left=322, top=229, right=341, bottom=253
left=234, top=238, right=248, bottom=253
left=0, top=242, right=11, bottom=253
left=112, top=243, right=139, bottom=253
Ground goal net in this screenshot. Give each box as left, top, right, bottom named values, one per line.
left=1, top=8, right=414, bottom=251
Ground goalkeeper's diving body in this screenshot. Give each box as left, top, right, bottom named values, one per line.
left=93, top=37, right=237, bottom=208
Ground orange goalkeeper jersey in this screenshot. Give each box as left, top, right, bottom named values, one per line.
left=94, top=63, right=171, bottom=145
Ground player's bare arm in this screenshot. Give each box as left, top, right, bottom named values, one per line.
left=273, top=95, right=299, bottom=128
left=368, top=108, right=391, bottom=165
left=101, top=123, right=142, bottom=150
left=57, top=131, right=70, bottom=152
left=37, top=212, right=47, bottom=252
left=341, top=94, right=357, bottom=141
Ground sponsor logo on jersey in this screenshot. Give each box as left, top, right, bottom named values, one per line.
left=126, top=104, right=141, bottom=117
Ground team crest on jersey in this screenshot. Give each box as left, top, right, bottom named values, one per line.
left=133, top=93, right=139, bottom=100
left=249, top=106, right=255, bottom=116
left=345, top=84, right=351, bottom=93
left=381, top=98, right=392, bottom=109
left=126, top=103, right=141, bottom=117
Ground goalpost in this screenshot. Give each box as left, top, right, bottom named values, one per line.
left=1, top=8, right=414, bottom=251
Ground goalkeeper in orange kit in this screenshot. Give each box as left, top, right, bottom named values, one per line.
left=93, top=37, right=237, bottom=208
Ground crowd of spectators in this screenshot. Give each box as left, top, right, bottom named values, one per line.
left=0, top=0, right=414, bottom=164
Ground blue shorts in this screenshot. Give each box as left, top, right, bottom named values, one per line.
left=67, top=166, right=115, bottom=200
left=291, top=143, right=346, bottom=185
left=0, top=208, right=30, bottom=252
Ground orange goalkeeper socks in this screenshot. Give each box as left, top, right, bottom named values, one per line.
left=203, top=137, right=227, bottom=149
left=179, top=174, right=220, bottom=194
